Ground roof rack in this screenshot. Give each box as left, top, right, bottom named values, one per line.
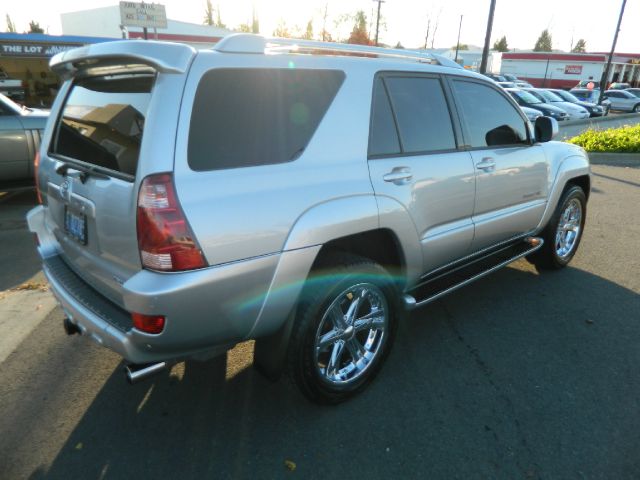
left=213, top=33, right=463, bottom=69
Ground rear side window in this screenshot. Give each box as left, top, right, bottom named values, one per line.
left=188, top=68, right=345, bottom=171
left=384, top=76, right=456, bottom=153
left=452, top=80, right=528, bottom=148
left=52, top=74, right=154, bottom=177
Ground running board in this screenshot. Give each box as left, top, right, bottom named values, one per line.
left=403, top=236, right=543, bottom=310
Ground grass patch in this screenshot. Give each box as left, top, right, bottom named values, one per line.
left=568, top=124, right=640, bottom=153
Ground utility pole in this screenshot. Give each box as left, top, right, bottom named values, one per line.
left=479, top=0, right=497, bottom=74
left=374, top=0, right=385, bottom=46
left=599, top=0, right=627, bottom=103
left=454, top=15, right=463, bottom=63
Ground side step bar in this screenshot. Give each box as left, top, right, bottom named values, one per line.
left=403, top=236, right=543, bottom=310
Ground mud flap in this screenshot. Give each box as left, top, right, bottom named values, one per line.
left=253, top=310, right=295, bottom=381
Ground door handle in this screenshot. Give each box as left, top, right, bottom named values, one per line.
left=475, top=157, right=496, bottom=172
left=383, top=167, right=413, bottom=184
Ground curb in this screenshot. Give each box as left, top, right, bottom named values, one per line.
left=564, top=112, right=640, bottom=129
left=588, top=152, right=640, bottom=168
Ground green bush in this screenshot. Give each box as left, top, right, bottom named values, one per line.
left=568, top=124, right=640, bottom=153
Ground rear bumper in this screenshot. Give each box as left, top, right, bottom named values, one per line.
left=27, top=205, right=297, bottom=364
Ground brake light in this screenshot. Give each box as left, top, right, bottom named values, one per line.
left=132, top=312, right=165, bottom=334
left=34, top=151, right=42, bottom=204
left=136, top=173, right=207, bottom=271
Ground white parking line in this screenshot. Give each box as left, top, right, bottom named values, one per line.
left=0, top=288, right=57, bottom=364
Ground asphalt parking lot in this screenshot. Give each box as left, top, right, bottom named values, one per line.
left=1, top=162, right=639, bottom=479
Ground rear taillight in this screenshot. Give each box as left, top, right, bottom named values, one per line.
left=132, top=312, right=165, bottom=334
left=34, top=151, right=42, bottom=204
left=136, top=173, right=207, bottom=271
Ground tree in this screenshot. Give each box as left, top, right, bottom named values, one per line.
left=453, top=44, right=468, bottom=50
left=6, top=14, right=16, bottom=33
left=424, top=7, right=442, bottom=49
left=395, top=41, right=404, bottom=49
left=237, top=23, right=251, bottom=33
left=204, top=0, right=214, bottom=25
left=302, top=20, right=313, bottom=40
left=571, top=38, right=587, bottom=53
left=533, top=29, right=552, bottom=52
left=251, top=7, right=259, bottom=33
left=347, top=10, right=371, bottom=45
left=493, top=35, right=508, bottom=52
left=28, top=21, right=44, bottom=33
left=273, top=19, right=291, bottom=38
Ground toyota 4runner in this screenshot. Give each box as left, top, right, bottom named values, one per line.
left=28, top=35, right=590, bottom=404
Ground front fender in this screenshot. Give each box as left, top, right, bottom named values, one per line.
left=536, top=146, right=590, bottom=231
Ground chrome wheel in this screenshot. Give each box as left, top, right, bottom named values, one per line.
left=555, top=198, right=582, bottom=258
left=314, top=283, right=388, bottom=386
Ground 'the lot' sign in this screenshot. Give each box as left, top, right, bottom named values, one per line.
left=119, top=1, right=167, bottom=29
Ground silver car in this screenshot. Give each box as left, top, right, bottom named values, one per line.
left=28, top=36, right=590, bottom=404
left=0, top=93, right=48, bottom=183
left=604, top=89, right=640, bottom=112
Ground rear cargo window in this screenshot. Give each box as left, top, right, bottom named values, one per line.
left=188, top=68, right=345, bottom=171
left=51, top=74, right=154, bottom=177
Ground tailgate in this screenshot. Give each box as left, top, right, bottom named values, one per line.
left=38, top=42, right=195, bottom=307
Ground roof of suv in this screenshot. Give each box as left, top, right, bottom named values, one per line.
left=51, top=34, right=490, bottom=83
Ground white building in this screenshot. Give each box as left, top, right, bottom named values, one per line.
left=61, top=5, right=233, bottom=48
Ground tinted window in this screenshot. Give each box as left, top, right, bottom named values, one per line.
left=384, top=76, right=455, bottom=153
left=453, top=81, right=528, bottom=148
left=189, top=69, right=344, bottom=171
left=52, top=74, right=154, bottom=176
left=369, top=78, right=401, bottom=156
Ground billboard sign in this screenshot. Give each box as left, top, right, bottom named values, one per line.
left=564, top=65, right=583, bottom=75
left=119, top=2, right=167, bottom=29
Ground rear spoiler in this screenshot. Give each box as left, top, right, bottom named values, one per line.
left=50, top=40, right=196, bottom=80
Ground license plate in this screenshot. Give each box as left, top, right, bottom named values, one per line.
left=64, top=208, right=87, bottom=245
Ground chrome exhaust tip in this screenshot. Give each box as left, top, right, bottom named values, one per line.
left=125, top=362, right=167, bottom=384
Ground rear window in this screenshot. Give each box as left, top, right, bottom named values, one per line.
left=188, top=68, right=345, bottom=171
left=51, top=74, right=154, bottom=177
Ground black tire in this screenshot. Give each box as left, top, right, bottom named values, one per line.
left=633, top=104, right=640, bottom=113
left=527, top=185, right=586, bottom=270
left=287, top=252, right=399, bottom=404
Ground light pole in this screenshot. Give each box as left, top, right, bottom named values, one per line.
left=373, top=0, right=385, bottom=46
left=454, top=15, right=463, bottom=63
left=599, top=0, right=627, bottom=103
left=479, top=0, right=497, bottom=74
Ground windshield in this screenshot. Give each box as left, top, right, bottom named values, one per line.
left=571, top=90, right=593, bottom=101
left=555, top=90, right=580, bottom=102
left=0, top=93, right=23, bottom=115
left=537, top=90, right=563, bottom=102
left=510, top=90, right=542, bottom=104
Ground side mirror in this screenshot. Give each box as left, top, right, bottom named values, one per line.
left=534, top=116, right=558, bottom=142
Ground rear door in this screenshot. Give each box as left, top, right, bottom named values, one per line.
left=41, top=69, right=158, bottom=305
left=0, top=101, right=29, bottom=181
left=367, top=73, right=476, bottom=273
left=448, top=78, right=548, bottom=251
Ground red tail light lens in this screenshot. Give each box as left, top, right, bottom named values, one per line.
left=34, top=151, right=42, bottom=204
left=132, top=313, right=165, bottom=334
left=136, top=173, right=207, bottom=271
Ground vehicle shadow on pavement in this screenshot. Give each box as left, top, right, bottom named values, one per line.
left=22, top=262, right=640, bottom=480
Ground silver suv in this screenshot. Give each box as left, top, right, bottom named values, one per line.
left=28, top=35, right=590, bottom=404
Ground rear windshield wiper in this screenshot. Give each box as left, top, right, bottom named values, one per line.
left=56, top=161, right=111, bottom=183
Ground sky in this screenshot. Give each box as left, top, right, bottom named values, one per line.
left=4, top=0, right=639, bottom=53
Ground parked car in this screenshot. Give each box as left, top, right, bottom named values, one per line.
left=604, top=89, right=640, bottom=112
left=485, top=73, right=507, bottom=82
left=625, top=88, right=640, bottom=98
left=575, top=80, right=601, bottom=89
left=497, top=81, right=517, bottom=89
left=502, top=74, right=519, bottom=82
left=515, top=81, right=534, bottom=88
left=0, top=93, right=49, bottom=184
left=547, top=89, right=608, bottom=117
left=0, top=68, right=25, bottom=101
left=608, top=82, right=631, bottom=90
left=522, top=88, right=590, bottom=120
left=506, top=88, right=569, bottom=121
left=28, top=36, right=590, bottom=404
left=569, top=88, right=612, bottom=114
left=520, top=105, right=543, bottom=122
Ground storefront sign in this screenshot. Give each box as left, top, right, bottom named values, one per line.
left=120, top=1, right=167, bottom=28
left=564, top=65, right=583, bottom=75
left=0, top=43, right=78, bottom=57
